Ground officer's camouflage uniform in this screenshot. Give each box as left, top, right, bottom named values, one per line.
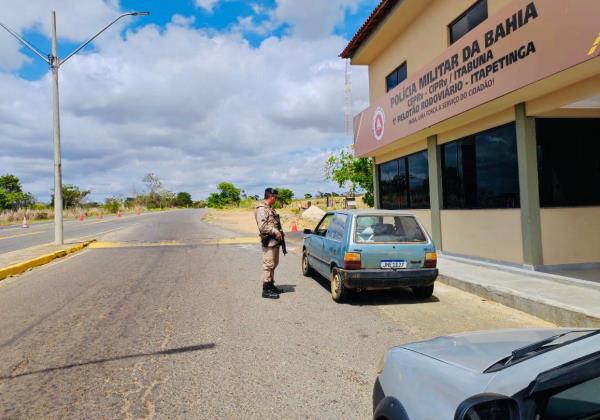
left=255, top=203, right=281, bottom=284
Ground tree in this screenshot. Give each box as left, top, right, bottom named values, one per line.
left=51, top=184, right=90, bottom=209
left=142, top=173, right=163, bottom=194
left=0, top=174, right=35, bottom=210
left=124, top=197, right=137, bottom=209
left=159, top=190, right=176, bottom=208
left=206, top=182, right=241, bottom=208
left=142, top=173, right=169, bottom=209
left=273, top=187, right=294, bottom=209
left=324, top=147, right=374, bottom=207
left=175, top=192, right=193, bottom=207
left=207, top=192, right=225, bottom=209
left=217, top=182, right=241, bottom=206
left=0, top=189, right=9, bottom=210
left=0, top=174, right=22, bottom=193
left=193, top=200, right=207, bottom=208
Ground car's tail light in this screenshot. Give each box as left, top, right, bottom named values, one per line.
left=343, top=252, right=361, bottom=270
left=424, top=252, right=437, bottom=268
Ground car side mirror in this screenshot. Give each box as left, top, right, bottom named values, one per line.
left=455, top=394, right=519, bottom=420
left=303, top=228, right=313, bottom=235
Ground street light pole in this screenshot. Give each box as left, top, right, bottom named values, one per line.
left=0, top=11, right=149, bottom=245
left=51, top=11, right=63, bottom=244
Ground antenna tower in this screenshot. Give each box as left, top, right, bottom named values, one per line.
left=344, top=59, right=352, bottom=137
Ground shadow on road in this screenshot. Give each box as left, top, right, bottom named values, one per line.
left=307, top=274, right=439, bottom=306
left=1, top=343, right=216, bottom=380
left=277, top=284, right=296, bottom=293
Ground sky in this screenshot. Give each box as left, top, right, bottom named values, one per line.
left=0, top=0, right=377, bottom=202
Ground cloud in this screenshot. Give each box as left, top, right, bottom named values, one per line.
left=272, top=0, right=362, bottom=39
left=194, top=0, right=221, bottom=13
left=0, top=0, right=122, bottom=70
left=0, top=0, right=370, bottom=201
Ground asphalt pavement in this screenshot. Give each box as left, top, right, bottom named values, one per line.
left=0, top=209, right=552, bottom=419
left=0, top=212, right=175, bottom=254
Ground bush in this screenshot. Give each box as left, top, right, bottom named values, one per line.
left=273, top=188, right=294, bottom=209
left=175, top=192, right=193, bottom=207
left=207, top=182, right=242, bottom=208
left=207, top=193, right=225, bottom=209
left=104, top=198, right=122, bottom=214
left=193, top=200, right=207, bottom=208
left=239, top=197, right=256, bottom=209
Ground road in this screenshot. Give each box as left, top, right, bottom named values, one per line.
left=0, top=212, right=175, bottom=254
left=0, top=210, right=552, bottom=419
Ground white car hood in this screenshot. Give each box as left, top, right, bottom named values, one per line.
left=400, top=328, right=572, bottom=373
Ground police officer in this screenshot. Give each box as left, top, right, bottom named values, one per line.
left=255, top=188, right=284, bottom=299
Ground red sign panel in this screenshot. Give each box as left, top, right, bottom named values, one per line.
left=353, top=0, right=600, bottom=156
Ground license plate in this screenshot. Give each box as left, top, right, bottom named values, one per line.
left=380, top=260, right=407, bottom=269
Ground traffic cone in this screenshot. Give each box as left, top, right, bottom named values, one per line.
left=291, top=219, right=298, bottom=232
left=22, top=216, right=29, bottom=228
left=79, top=213, right=85, bottom=222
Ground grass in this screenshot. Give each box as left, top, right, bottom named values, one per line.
left=0, top=206, right=186, bottom=226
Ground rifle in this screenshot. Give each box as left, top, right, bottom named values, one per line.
left=274, top=214, right=287, bottom=255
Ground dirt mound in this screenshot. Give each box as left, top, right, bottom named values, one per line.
left=301, top=205, right=325, bottom=221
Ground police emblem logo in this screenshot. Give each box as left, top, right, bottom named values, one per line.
left=589, top=32, right=600, bottom=56
left=372, top=107, right=385, bottom=141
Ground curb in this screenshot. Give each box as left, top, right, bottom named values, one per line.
left=0, top=240, right=95, bottom=282
left=438, top=274, right=600, bottom=328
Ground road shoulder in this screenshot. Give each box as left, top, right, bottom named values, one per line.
left=0, top=241, right=95, bottom=282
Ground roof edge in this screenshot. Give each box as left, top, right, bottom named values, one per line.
left=339, top=0, right=400, bottom=59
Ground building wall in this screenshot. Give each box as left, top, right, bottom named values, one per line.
left=541, top=208, right=600, bottom=265
left=527, top=73, right=600, bottom=116
left=441, top=210, right=524, bottom=263
left=361, top=0, right=600, bottom=267
left=410, top=209, right=432, bottom=238
left=368, top=0, right=512, bottom=102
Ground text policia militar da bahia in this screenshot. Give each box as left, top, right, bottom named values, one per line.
left=390, top=2, right=538, bottom=126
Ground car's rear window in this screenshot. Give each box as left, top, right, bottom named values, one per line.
left=354, top=215, right=427, bottom=243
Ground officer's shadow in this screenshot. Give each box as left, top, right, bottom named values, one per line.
left=277, top=285, right=296, bottom=293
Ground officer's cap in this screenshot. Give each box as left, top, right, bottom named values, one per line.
left=264, top=187, right=278, bottom=198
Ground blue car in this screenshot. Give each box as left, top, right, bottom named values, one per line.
left=302, top=210, right=438, bottom=302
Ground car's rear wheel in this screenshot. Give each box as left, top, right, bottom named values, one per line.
left=412, top=284, right=434, bottom=299
left=330, top=268, right=349, bottom=303
left=302, top=250, right=313, bottom=277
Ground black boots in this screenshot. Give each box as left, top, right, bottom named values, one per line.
left=268, top=282, right=284, bottom=294
left=262, top=282, right=283, bottom=299
left=262, top=282, right=279, bottom=299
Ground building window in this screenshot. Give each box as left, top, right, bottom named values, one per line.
left=408, top=152, right=430, bottom=208
left=537, top=118, right=600, bottom=207
left=378, top=150, right=429, bottom=209
left=442, top=123, right=520, bottom=209
left=449, top=0, right=488, bottom=45
left=386, top=62, right=407, bottom=92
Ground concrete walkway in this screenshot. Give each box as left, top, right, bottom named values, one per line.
left=0, top=241, right=94, bottom=281
left=438, top=256, right=600, bottom=327
left=287, top=232, right=600, bottom=327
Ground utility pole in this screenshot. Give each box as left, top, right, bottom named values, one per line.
left=0, top=11, right=149, bottom=244
left=51, top=12, right=63, bottom=244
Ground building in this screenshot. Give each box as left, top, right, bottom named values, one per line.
left=342, top=0, right=600, bottom=270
